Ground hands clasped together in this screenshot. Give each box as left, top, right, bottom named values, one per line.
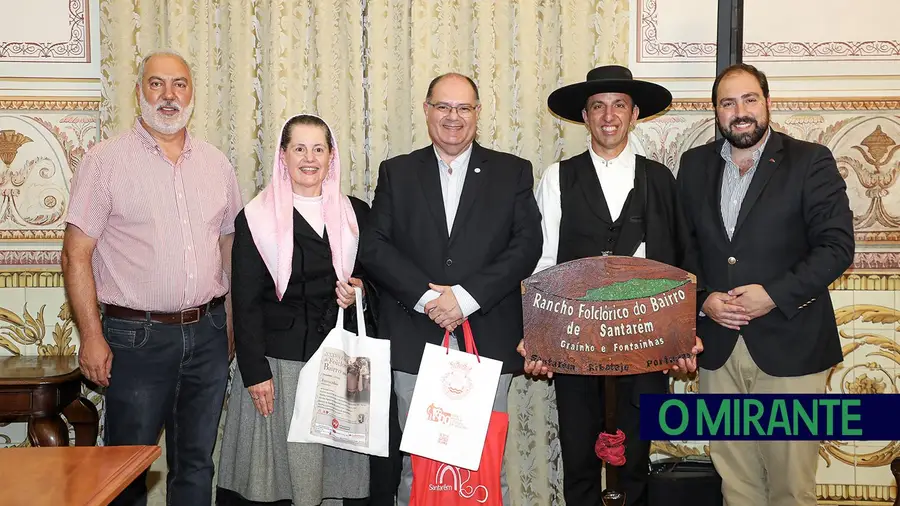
left=702, top=283, right=775, bottom=330
left=424, top=283, right=464, bottom=332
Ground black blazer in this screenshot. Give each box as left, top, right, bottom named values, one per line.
left=231, top=197, right=377, bottom=387
left=358, top=142, right=543, bottom=374
left=677, top=131, right=854, bottom=377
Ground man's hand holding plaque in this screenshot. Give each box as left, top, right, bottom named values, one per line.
left=518, top=336, right=703, bottom=378
left=517, top=339, right=554, bottom=379
left=520, top=256, right=701, bottom=377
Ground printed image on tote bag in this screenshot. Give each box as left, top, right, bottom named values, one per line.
left=287, top=287, right=391, bottom=457
left=400, top=321, right=501, bottom=470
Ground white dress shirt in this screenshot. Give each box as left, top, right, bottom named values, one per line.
left=414, top=144, right=481, bottom=318
left=533, top=140, right=646, bottom=275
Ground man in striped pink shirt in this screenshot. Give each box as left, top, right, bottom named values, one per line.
left=62, top=50, right=243, bottom=506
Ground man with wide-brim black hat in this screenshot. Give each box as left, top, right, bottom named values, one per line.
left=517, top=65, right=703, bottom=506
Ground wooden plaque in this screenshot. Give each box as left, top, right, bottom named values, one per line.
left=521, top=256, right=697, bottom=376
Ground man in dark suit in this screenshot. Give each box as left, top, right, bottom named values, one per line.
left=519, top=65, right=702, bottom=506
left=358, top=72, right=543, bottom=506
left=676, top=63, right=855, bottom=506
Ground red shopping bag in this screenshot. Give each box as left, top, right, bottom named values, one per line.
left=409, top=410, right=509, bottom=506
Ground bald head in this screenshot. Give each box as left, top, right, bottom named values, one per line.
left=425, top=73, right=480, bottom=103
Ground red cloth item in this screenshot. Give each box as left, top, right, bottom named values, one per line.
left=409, top=411, right=509, bottom=505
left=595, top=429, right=627, bottom=466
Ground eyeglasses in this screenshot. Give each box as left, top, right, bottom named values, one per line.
left=427, top=102, right=479, bottom=118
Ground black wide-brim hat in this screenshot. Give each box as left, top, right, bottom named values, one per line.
left=548, top=65, right=673, bottom=123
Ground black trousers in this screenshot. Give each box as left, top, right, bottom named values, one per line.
left=554, top=372, right=666, bottom=506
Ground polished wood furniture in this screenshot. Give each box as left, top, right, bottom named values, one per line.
left=0, top=445, right=161, bottom=506
left=0, top=355, right=99, bottom=446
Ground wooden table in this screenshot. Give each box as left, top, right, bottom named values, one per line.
left=0, top=355, right=99, bottom=446
left=0, top=445, right=161, bottom=506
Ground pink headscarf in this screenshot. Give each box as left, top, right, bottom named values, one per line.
left=244, top=114, right=360, bottom=300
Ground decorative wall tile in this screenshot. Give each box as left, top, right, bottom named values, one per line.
left=0, top=421, right=27, bottom=447
left=817, top=448, right=856, bottom=486
left=0, top=110, right=99, bottom=241
left=0, top=270, right=65, bottom=288
left=855, top=452, right=899, bottom=486
left=0, top=288, right=29, bottom=356
left=849, top=292, right=899, bottom=331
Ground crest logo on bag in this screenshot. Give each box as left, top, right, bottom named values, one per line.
left=441, top=360, right=474, bottom=399
left=427, top=463, right=489, bottom=503
left=426, top=403, right=453, bottom=424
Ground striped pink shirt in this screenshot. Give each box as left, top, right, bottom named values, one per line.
left=66, top=120, right=244, bottom=312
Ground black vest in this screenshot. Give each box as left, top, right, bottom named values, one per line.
left=557, top=151, right=648, bottom=264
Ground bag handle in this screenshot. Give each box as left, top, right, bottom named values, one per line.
left=441, top=320, right=480, bottom=363
left=335, top=286, right=367, bottom=338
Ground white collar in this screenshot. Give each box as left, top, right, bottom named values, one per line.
left=434, top=143, right=474, bottom=172
left=588, top=140, right=635, bottom=170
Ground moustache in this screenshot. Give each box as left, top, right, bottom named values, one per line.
left=156, top=100, right=181, bottom=112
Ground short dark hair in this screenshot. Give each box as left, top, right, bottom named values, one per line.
left=279, top=114, right=333, bottom=152
left=425, top=73, right=480, bottom=102
left=711, top=63, right=769, bottom=106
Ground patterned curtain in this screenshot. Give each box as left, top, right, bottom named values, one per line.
left=100, top=0, right=366, bottom=202
left=99, top=1, right=630, bottom=503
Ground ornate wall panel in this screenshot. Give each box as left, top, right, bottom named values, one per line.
left=0, top=106, right=99, bottom=240
left=0, top=0, right=102, bottom=456
left=628, top=0, right=900, bottom=99
left=0, top=0, right=90, bottom=63
left=0, top=98, right=101, bottom=449
left=0, top=0, right=101, bottom=101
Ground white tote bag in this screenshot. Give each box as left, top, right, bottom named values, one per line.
left=287, top=287, right=391, bottom=457
left=400, top=321, right=502, bottom=471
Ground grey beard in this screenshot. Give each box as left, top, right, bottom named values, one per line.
left=139, top=92, right=194, bottom=135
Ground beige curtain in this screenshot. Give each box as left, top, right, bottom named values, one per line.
left=99, top=1, right=630, bottom=503
left=367, top=0, right=630, bottom=198
left=100, top=0, right=365, bottom=201
left=365, top=2, right=629, bottom=504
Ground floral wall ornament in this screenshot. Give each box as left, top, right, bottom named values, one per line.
left=0, top=112, right=96, bottom=240
left=837, top=125, right=900, bottom=231
left=817, top=316, right=900, bottom=470
left=0, top=131, right=33, bottom=167
left=39, top=303, right=76, bottom=357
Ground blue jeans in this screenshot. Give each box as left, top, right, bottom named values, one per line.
left=103, top=303, right=230, bottom=506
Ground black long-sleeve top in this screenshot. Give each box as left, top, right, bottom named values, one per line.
left=231, top=197, right=376, bottom=387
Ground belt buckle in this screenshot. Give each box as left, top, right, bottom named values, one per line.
left=181, top=307, right=201, bottom=324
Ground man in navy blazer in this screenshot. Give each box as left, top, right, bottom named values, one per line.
left=676, top=63, right=854, bottom=506
left=359, top=72, right=543, bottom=506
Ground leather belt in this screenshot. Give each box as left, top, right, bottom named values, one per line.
left=103, top=296, right=225, bottom=325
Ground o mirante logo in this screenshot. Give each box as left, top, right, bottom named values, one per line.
left=639, top=394, right=900, bottom=441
